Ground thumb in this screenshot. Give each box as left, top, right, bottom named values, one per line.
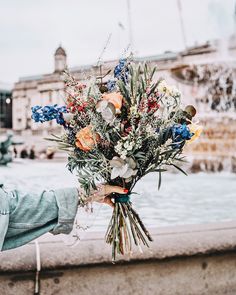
left=106, top=185, right=128, bottom=195
left=103, top=196, right=115, bottom=208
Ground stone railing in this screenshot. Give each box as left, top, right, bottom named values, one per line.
left=1, top=221, right=236, bottom=295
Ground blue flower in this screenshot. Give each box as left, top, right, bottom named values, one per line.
left=172, top=123, right=193, bottom=142
left=31, top=104, right=67, bottom=126
left=114, top=59, right=129, bottom=83
left=31, top=105, right=41, bottom=113
left=107, top=80, right=116, bottom=91
left=56, top=113, right=65, bottom=125
left=31, top=112, right=41, bottom=123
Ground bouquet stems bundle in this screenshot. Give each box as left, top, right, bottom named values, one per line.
left=106, top=200, right=153, bottom=260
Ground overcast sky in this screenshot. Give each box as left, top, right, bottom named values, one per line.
left=0, top=0, right=235, bottom=84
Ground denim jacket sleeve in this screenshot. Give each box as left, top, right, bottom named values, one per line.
left=0, top=185, right=79, bottom=251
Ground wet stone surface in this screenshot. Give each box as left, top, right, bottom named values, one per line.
left=1, top=160, right=236, bottom=230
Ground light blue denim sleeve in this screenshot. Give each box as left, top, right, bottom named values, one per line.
left=0, top=187, right=10, bottom=250
left=0, top=186, right=79, bottom=251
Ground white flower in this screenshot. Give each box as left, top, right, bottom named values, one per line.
left=157, top=80, right=168, bottom=94
left=130, top=105, right=138, bottom=115
left=169, top=85, right=181, bottom=98
left=115, top=138, right=137, bottom=158
left=96, top=100, right=116, bottom=123
left=63, top=113, right=74, bottom=123
left=123, top=141, right=134, bottom=151
left=146, top=124, right=156, bottom=136
left=114, top=141, right=123, bottom=154
left=110, top=156, right=137, bottom=180
left=157, top=80, right=181, bottom=98
left=120, top=150, right=128, bottom=160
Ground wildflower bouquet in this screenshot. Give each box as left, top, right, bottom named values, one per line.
left=32, top=59, right=201, bottom=260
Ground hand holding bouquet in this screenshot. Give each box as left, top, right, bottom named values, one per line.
left=32, top=58, right=202, bottom=260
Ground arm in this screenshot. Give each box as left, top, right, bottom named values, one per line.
left=0, top=186, right=10, bottom=250
left=1, top=187, right=79, bottom=251
left=0, top=184, right=126, bottom=251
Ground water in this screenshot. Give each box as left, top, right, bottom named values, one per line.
left=1, top=160, right=236, bottom=231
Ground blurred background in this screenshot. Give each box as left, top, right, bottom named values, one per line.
left=0, top=0, right=236, bottom=229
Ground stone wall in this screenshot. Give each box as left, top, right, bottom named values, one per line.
left=1, top=221, right=236, bottom=295
left=185, top=116, right=236, bottom=172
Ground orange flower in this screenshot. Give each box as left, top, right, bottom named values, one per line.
left=75, top=126, right=100, bottom=152
left=102, top=92, right=123, bottom=110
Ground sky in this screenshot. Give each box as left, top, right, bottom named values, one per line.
left=0, top=0, right=235, bottom=84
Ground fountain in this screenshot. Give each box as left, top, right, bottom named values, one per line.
left=0, top=134, right=14, bottom=165
left=171, top=38, right=236, bottom=172
left=0, top=133, right=23, bottom=165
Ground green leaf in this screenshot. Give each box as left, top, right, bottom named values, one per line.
left=171, top=164, right=188, bottom=176
left=117, top=80, right=131, bottom=105
left=158, top=171, right=162, bottom=190
left=150, top=66, right=157, bottom=80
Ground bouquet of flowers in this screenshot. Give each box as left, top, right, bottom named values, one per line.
left=32, top=58, right=202, bottom=260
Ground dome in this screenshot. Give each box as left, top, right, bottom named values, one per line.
left=54, top=46, right=66, bottom=56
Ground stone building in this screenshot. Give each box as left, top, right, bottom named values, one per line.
left=9, top=45, right=198, bottom=133
left=12, top=46, right=68, bottom=134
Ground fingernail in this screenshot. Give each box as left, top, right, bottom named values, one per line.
left=123, top=189, right=129, bottom=193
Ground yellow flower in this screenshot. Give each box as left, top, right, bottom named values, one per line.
left=157, top=80, right=181, bottom=97
left=157, top=80, right=169, bottom=94
left=187, top=124, right=203, bottom=143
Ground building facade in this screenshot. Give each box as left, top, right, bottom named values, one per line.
left=12, top=40, right=236, bottom=133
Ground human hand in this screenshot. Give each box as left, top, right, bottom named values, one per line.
left=87, top=184, right=128, bottom=208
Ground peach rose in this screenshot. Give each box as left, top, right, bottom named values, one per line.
left=102, top=92, right=123, bottom=110
left=75, top=126, right=100, bottom=152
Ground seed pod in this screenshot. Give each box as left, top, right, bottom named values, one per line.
left=99, top=84, right=108, bottom=93
left=185, top=105, right=196, bottom=118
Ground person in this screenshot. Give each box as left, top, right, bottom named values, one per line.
left=0, top=183, right=127, bottom=251
left=20, top=147, right=28, bottom=159
left=13, top=147, right=18, bottom=158
left=29, top=145, right=36, bottom=159
left=46, top=147, right=55, bottom=159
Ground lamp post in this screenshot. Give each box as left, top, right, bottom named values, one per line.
left=126, top=0, right=134, bottom=53
left=177, top=0, right=187, bottom=49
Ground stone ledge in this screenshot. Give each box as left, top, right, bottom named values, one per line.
left=1, top=221, right=236, bottom=272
